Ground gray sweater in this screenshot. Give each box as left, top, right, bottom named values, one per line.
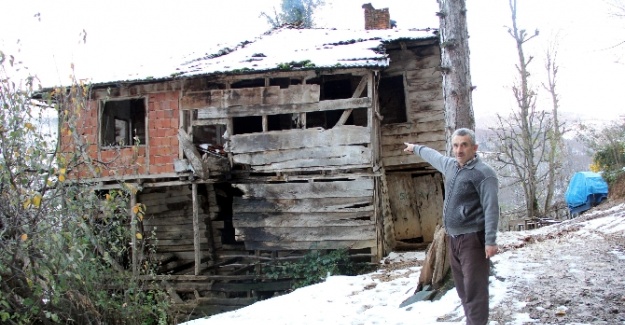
left=413, top=145, right=500, bottom=245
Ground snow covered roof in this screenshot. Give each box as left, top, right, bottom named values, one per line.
left=89, top=27, right=438, bottom=87
left=175, top=27, right=439, bottom=78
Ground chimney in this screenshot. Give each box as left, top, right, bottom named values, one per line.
left=362, top=3, right=391, bottom=30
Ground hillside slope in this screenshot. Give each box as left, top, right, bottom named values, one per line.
left=484, top=202, right=625, bottom=324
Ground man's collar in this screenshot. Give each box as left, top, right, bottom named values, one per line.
left=457, top=154, right=478, bottom=168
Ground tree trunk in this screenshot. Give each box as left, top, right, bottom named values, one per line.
left=439, top=0, right=475, bottom=152
left=543, top=48, right=562, bottom=215
left=417, top=0, right=474, bottom=291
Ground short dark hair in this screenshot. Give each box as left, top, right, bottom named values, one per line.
left=452, top=128, right=476, bottom=146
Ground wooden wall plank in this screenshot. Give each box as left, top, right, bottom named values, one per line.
left=233, top=179, right=373, bottom=200
left=232, top=179, right=376, bottom=251
left=406, top=88, right=443, bottom=103
left=380, top=119, right=445, bottom=137
left=413, top=173, right=443, bottom=243
left=194, top=97, right=371, bottom=119
left=386, top=173, right=422, bottom=240
left=406, top=99, right=444, bottom=115
left=244, top=239, right=376, bottom=251
left=181, top=84, right=320, bottom=110
left=232, top=196, right=373, bottom=213
left=229, top=125, right=370, bottom=153
left=233, top=212, right=373, bottom=228
left=379, top=44, right=444, bottom=172
left=404, top=79, right=442, bottom=94
left=233, top=145, right=371, bottom=172
left=380, top=129, right=446, bottom=146
left=235, top=225, right=376, bottom=242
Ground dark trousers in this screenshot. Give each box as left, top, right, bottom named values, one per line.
left=447, top=231, right=490, bottom=325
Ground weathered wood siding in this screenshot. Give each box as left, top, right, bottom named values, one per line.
left=140, top=185, right=221, bottom=272
left=232, top=178, right=376, bottom=251
left=384, top=172, right=444, bottom=242
left=413, top=173, right=444, bottom=242
left=181, top=84, right=373, bottom=173
left=380, top=45, right=446, bottom=168
left=181, top=85, right=320, bottom=111
left=386, top=173, right=421, bottom=240
left=229, top=126, right=371, bottom=172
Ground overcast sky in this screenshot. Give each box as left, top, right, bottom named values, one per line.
left=1, top=0, right=623, bottom=127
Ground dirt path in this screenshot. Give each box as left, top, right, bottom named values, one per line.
left=489, top=205, right=625, bottom=324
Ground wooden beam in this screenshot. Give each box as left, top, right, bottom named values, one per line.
left=194, top=97, right=371, bottom=119
left=191, top=118, right=230, bottom=126
left=228, top=125, right=370, bottom=153
left=353, top=74, right=369, bottom=99
left=192, top=183, right=200, bottom=275
left=178, top=129, right=208, bottom=179
left=203, top=184, right=217, bottom=264
left=334, top=75, right=369, bottom=128
left=233, top=179, right=374, bottom=200
left=130, top=192, right=138, bottom=276
left=244, top=239, right=377, bottom=251
left=232, top=145, right=371, bottom=172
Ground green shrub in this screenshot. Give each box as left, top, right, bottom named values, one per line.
left=266, top=249, right=369, bottom=289
left=0, top=51, right=170, bottom=324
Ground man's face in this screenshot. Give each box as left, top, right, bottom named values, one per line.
left=452, top=134, right=478, bottom=166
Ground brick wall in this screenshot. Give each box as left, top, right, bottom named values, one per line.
left=60, top=90, right=181, bottom=180
left=148, top=91, right=180, bottom=175
left=362, top=3, right=391, bottom=30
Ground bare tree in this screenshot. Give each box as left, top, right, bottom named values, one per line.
left=541, top=44, right=567, bottom=215
left=492, top=0, right=549, bottom=219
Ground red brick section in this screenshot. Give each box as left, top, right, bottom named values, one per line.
left=362, top=3, right=391, bottom=30
left=60, top=90, right=181, bottom=180
left=148, top=91, right=180, bottom=176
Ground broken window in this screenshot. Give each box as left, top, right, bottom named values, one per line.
left=228, top=74, right=368, bottom=134
left=193, top=124, right=227, bottom=146
left=231, top=78, right=265, bottom=89
left=306, top=108, right=367, bottom=129
left=233, top=116, right=263, bottom=135
left=268, top=114, right=297, bottom=131
left=378, top=75, right=407, bottom=125
left=100, top=98, right=146, bottom=147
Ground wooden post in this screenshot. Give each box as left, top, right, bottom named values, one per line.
left=130, top=192, right=138, bottom=277
left=334, top=75, right=368, bottom=127
left=192, top=183, right=200, bottom=275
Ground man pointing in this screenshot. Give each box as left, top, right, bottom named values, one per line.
left=404, top=128, right=499, bottom=325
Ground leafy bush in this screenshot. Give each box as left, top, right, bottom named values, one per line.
left=266, top=249, right=369, bottom=289
left=0, top=51, right=170, bottom=324
left=578, top=121, right=625, bottom=186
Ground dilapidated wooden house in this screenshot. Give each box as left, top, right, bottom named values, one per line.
left=57, top=6, right=446, bottom=318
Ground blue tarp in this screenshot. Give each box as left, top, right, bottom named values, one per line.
left=565, top=172, right=609, bottom=209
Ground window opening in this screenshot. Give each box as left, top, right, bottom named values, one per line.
left=193, top=124, right=227, bottom=156
left=350, top=107, right=368, bottom=127
left=378, top=75, right=407, bottom=124
left=320, top=78, right=352, bottom=100
left=268, top=114, right=297, bottom=131
left=233, top=116, right=262, bottom=135
left=269, top=78, right=291, bottom=89
left=231, top=78, right=265, bottom=89
left=101, top=98, right=146, bottom=147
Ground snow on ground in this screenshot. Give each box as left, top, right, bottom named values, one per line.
left=182, top=203, right=625, bottom=325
